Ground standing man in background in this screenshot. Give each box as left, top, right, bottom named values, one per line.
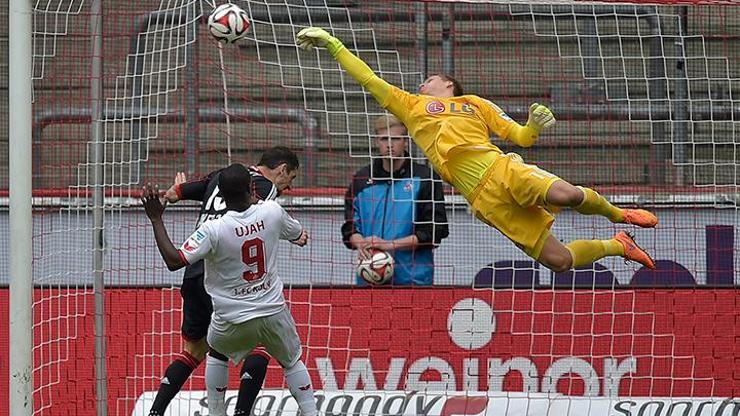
left=342, top=114, right=449, bottom=285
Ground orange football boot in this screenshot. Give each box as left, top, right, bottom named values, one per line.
left=615, top=231, right=656, bottom=269
left=621, top=209, right=658, bottom=228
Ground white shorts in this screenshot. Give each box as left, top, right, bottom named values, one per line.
left=207, top=307, right=302, bottom=368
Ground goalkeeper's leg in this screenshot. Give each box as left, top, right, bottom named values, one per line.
left=545, top=180, right=657, bottom=228
left=538, top=233, right=655, bottom=272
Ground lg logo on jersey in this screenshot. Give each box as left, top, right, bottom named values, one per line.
left=426, top=101, right=475, bottom=115
left=426, top=101, right=445, bottom=114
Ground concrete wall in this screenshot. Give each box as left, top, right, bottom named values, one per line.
left=0, top=203, right=737, bottom=287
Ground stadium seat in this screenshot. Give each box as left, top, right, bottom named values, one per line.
left=552, top=262, right=619, bottom=289
left=473, top=261, right=540, bottom=289
left=629, top=260, right=697, bottom=287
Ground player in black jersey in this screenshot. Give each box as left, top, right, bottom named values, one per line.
left=147, top=147, right=299, bottom=416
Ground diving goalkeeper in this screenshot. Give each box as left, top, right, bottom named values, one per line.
left=296, top=27, right=657, bottom=271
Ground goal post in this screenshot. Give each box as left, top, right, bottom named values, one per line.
left=9, top=0, right=34, bottom=415
left=90, top=1, right=107, bottom=415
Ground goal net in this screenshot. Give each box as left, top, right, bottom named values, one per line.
left=2, top=1, right=738, bottom=415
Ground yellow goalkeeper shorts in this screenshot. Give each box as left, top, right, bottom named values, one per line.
left=468, top=152, right=561, bottom=259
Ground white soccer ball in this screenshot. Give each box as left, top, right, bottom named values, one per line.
left=357, top=249, right=394, bottom=285
left=207, top=3, right=251, bottom=44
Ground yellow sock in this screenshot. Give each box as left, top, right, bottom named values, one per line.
left=574, top=187, right=624, bottom=222
left=565, top=239, right=625, bottom=268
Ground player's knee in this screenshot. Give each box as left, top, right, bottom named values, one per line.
left=546, top=182, right=583, bottom=207
left=548, top=260, right=571, bottom=273
left=567, top=188, right=585, bottom=206
left=184, top=338, right=208, bottom=362
left=540, top=250, right=572, bottom=273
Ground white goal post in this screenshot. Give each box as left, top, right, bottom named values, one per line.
left=9, top=0, right=34, bottom=415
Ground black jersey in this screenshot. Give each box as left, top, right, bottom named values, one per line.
left=176, top=166, right=278, bottom=279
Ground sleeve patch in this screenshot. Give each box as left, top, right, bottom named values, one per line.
left=485, top=99, right=513, bottom=121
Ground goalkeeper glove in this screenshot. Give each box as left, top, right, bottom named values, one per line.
left=296, top=27, right=345, bottom=56
left=526, top=103, right=556, bottom=132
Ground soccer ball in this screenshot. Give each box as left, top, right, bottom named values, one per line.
left=207, top=3, right=251, bottom=44
left=357, top=249, right=394, bottom=285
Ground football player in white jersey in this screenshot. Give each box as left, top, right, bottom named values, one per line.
left=149, top=147, right=300, bottom=416
left=142, top=163, right=317, bottom=416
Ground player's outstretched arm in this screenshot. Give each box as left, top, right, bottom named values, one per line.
left=141, top=183, right=187, bottom=271
left=163, top=172, right=187, bottom=203
left=527, top=103, right=556, bottom=130
left=296, top=27, right=392, bottom=105
left=506, top=103, right=556, bottom=148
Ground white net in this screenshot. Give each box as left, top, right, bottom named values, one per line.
left=30, top=1, right=206, bottom=414
left=13, top=1, right=739, bottom=415
left=507, top=3, right=739, bottom=189
left=32, top=0, right=85, bottom=83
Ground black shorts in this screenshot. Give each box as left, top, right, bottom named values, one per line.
left=180, top=275, right=212, bottom=341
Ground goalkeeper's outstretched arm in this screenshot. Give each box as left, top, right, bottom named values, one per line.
left=506, top=103, right=556, bottom=147
left=296, top=27, right=393, bottom=107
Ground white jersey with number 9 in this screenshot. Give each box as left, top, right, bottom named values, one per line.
left=179, top=200, right=303, bottom=324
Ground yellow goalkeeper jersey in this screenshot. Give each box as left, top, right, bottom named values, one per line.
left=330, top=46, right=536, bottom=198
left=379, top=86, right=516, bottom=197
left=329, top=45, right=554, bottom=257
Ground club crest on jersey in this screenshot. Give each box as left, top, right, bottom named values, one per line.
left=183, top=239, right=198, bottom=252
left=426, top=101, right=445, bottom=114
left=404, top=182, right=413, bottom=192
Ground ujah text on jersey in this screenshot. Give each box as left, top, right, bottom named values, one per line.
left=235, top=221, right=265, bottom=237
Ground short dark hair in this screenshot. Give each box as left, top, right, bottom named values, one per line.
left=219, top=163, right=251, bottom=203
left=436, top=73, right=464, bottom=96
left=257, top=146, right=300, bottom=171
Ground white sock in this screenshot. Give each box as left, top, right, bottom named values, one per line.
left=284, top=360, right=318, bottom=416
left=206, top=354, right=229, bottom=416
